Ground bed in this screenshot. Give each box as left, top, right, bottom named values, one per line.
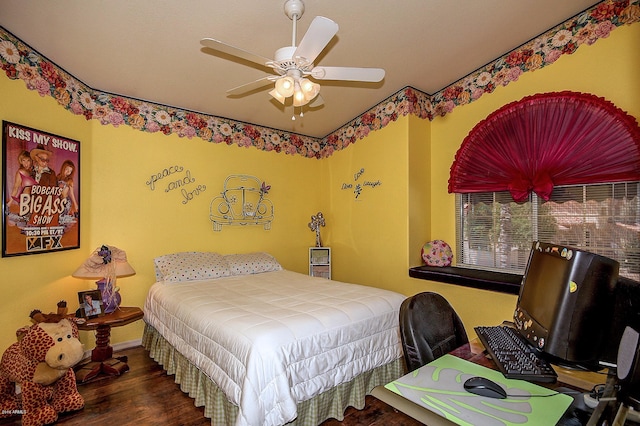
left=142, top=251, right=407, bottom=426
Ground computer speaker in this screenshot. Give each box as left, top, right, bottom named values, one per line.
left=617, top=326, right=640, bottom=388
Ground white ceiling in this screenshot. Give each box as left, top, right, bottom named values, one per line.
left=0, top=0, right=600, bottom=138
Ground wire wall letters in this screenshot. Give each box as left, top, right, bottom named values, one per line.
left=341, top=168, right=382, bottom=199
left=146, top=165, right=207, bottom=205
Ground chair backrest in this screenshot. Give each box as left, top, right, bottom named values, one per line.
left=399, top=291, right=469, bottom=372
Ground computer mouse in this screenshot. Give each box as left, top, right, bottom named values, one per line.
left=463, top=376, right=507, bottom=399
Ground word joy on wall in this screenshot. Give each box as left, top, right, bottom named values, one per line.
left=341, top=168, right=382, bottom=199
left=146, top=165, right=207, bottom=205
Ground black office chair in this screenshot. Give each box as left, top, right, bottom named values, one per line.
left=399, top=291, right=469, bottom=372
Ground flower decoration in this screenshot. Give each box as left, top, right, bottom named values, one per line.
left=0, top=1, right=637, bottom=159
left=308, top=212, right=326, bottom=247
left=98, top=245, right=112, bottom=264
left=260, top=181, right=271, bottom=195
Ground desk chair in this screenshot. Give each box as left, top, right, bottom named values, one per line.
left=399, top=291, right=469, bottom=372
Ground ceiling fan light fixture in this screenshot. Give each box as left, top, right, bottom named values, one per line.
left=269, top=88, right=286, bottom=104
left=300, top=78, right=320, bottom=101
left=202, top=0, right=384, bottom=119
left=275, top=76, right=295, bottom=97
left=293, top=85, right=308, bottom=107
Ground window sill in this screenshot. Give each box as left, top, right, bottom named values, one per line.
left=408, top=265, right=522, bottom=295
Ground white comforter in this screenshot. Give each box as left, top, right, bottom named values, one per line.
left=144, top=270, right=405, bottom=426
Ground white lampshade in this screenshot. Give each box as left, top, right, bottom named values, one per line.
left=275, top=76, right=295, bottom=98
left=269, top=88, right=286, bottom=104
left=72, top=245, right=136, bottom=279
left=300, top=78, right=320, bottom=101
left=293, top=92, right=306, bottom=107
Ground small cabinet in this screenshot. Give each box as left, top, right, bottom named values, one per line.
left=309, top=247, right=331, bottom=279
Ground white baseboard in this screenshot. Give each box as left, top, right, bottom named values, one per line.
left=113, top=338, right=143, bottom=352
left=81, top=338, right=143, bottom=360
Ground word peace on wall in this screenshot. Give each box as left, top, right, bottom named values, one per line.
left=146, top=165, right=206, bottom=205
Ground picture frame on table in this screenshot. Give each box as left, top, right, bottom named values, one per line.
left=78, top=290, right=103, bottom=319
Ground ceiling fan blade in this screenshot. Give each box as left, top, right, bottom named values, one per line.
left=311, top=66, right=385, bottom=82
left=226, top=76, right=274, bottom=96
left=200, top=38, right=272, bottom=68
left=293, top=16, right=339, bottom=64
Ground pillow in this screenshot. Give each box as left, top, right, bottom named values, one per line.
left=154, top=251, right=231, bottom=282
left=421, top=240, right=453, bottom=267
left=224, top=252, right=282, bottom=276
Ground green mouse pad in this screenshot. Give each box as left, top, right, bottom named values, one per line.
left=385, top=354, right=573, bottom=426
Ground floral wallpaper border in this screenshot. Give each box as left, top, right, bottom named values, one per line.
left=0, top=0, right=638, bottom=159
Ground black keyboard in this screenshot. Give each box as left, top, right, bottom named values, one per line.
left=475, top=325, right=557, bottom=383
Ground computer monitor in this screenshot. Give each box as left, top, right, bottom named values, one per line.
left=513, top=241, right=619, bottom=369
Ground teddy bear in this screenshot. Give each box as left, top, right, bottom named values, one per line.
left=0, top=303, right=85, bottom=426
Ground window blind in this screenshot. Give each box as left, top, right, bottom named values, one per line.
left=455, top=182, right=640, bottom=280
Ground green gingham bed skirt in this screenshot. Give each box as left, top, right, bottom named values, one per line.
left=142, top=323, right=404, bottom=425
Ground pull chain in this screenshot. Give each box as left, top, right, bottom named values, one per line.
left=292, top=106, right=304, bottom=120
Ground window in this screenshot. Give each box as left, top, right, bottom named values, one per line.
left=456, top=181, right=640, bottom=280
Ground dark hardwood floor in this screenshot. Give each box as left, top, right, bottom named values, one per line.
left=0, top=346, right=421, bottom=425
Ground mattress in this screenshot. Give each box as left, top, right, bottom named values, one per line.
left=143, top=269, right=406, bottom=426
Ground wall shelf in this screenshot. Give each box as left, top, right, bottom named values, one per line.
left=309, top=247, right=331, bottom=280
left=408, top=265, right=522, bottom=295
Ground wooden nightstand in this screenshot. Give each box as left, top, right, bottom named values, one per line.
left=75, top=306, right=144, bottom=383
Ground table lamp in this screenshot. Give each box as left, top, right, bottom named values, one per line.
left=72, top=245, right=135, bottom=313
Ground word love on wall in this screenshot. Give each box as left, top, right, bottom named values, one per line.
left=145, top=165, right=207, bottom=205
left=341, top=168, right=382, bottom=199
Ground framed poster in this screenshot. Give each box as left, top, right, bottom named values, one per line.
left=2, top=121, right=80, bottom=257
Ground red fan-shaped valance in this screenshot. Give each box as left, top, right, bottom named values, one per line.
left=448, top=91, right=640, bottom=202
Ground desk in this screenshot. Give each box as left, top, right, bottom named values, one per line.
left=450, top=339, right=604, bottom=390
left=372, top=339, right=606, bottom=426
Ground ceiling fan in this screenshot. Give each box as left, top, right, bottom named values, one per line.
left=200, top=0, right=385, bottom=115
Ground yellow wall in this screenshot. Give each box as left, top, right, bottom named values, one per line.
left=0, top=78, right=95, bottom=350
left=323, top=117, right=410, bottom=289
left=322, top=22, right=640, bottom=335
left=0, top=22, right=638, bottom=353
left=0, top=75, right=323, bottom=350
left=86, top=123, right=323, bottom=345
left=426, top=23, right=640, bottom=330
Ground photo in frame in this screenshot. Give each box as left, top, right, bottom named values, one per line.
left=78, top=290, right=103, bottom=319
left=2, top=121, right=80, bottom=257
